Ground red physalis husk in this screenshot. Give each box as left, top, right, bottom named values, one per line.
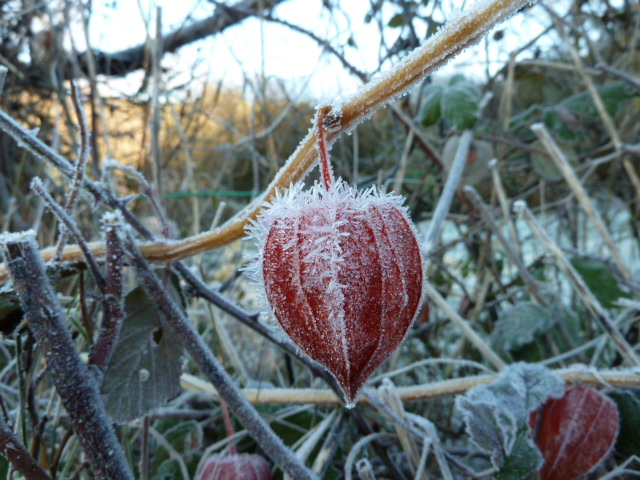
left=195, top=453, right=271, bottom=480
left=532, top=386, right=620, bottom=480
left=246, top=179, right=424, bottom=406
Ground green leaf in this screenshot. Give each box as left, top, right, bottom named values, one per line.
left=101, top=286, right=183, bottom=423
left=610, top=391, right=640, bottom=457
left=0, top=456, right=9, bottom=478
left=441, top=82, right=480, bottom=129
left=495, top=429, right=543, bottom=480
left=570, top=257, right=631, bottom=309
left=491, top=302, right=554, bottom=356
left=448, top=73, right=467, bottom=86
left=152, top=458, right=182, bottom=480
left=388, top=13, right=405, bottom=27
left=420, top=84, right=443, bottom=127
left=562, top=81, right=639, bottom=117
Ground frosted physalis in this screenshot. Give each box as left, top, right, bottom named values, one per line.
left=246, top=107, right=424, bottom=406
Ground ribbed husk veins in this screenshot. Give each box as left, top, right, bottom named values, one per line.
left=246, top=180, right=423, bottom=406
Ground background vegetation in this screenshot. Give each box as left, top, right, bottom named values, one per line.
left=0, top=0, right=639, bottom=478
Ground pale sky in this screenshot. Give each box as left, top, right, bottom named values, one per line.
left=84, top=0, right=557, bottom=101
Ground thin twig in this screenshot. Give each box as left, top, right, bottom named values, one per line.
left=151, top=7, right=166, bottom=217
left=55, top=81, right=91, bottom=261
left=597, top=62, right=640, bottom=90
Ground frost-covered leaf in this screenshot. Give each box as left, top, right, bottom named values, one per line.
left=491, top=302, right=554, bottom=357
left=101, top=286, right=183, bottom=423
left=441, top=82, right=480, bottom=129
left=570, top=257, right=630, bottom=309
left=420, top=84, right=443, bottom=127
left=495, top=430, right=543, bottom=480
left=535, top=386, right=619, bottom=480
left=456, top=363, right=564, bottom=477
left=610, top=390, right=640, bottom=458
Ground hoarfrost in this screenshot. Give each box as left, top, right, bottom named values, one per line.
left=455, top=363, right=564, bottom=473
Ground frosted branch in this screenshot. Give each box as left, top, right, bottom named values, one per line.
left=0, top=232, right=134, bottom=480
left=183, top=367, right=640, bottom=406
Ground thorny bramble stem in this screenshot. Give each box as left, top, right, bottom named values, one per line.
left=0, top=232, right=134, bottom=480
left=124, top=233, right=319, bottom=480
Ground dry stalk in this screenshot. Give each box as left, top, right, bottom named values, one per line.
left=424, top=282, right=506, bottom=370
left=531, top=123, right=634, bottom=282
left=182, top=367, right=640, bottom=406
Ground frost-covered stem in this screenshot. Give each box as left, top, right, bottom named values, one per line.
left=105, top=162, right=172, bottom=239
left=124, top=235, right=318, bottom=480
left=0, top=413, right=52, bottom=480
left=424, top=282, right=506, bottom=370
left=364, top=391, right=454, bottom=479
left=424, top=130, right=472, bottom=254
left=489, top=159, right=522, bottom=258
left=347, top=409, right=410, bottom=480
left=531, top=123, right=633, bottom=283
left=31, top=178, right=106, bottom=293
left=90, top=214, right=125, bottom=371
left=514, top=201, right=640, bottom=366
left=187, top=368, right=640, bottom=405
left=174, top=263, right=344, bottom=395
left=55, top=82, right=91, bottom=261
left=316, top=107, right=335, bottom=191
left=0, top=232, right=134, bottom=480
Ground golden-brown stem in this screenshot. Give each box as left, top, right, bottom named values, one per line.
left=182, top=368, right=640, bottom=406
